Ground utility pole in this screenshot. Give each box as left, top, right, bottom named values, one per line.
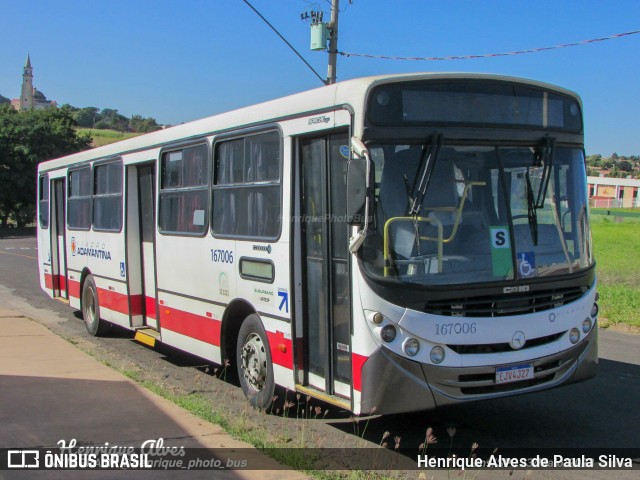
left=326, top=0, right=339, bottom=85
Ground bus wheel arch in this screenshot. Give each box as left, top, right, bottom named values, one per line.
left=236, top=312, right=275, bottom=411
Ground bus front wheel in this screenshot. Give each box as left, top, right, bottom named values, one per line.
left=81, top=275, right=110, bottom=336
left=236, top=314, right=275, bottom=411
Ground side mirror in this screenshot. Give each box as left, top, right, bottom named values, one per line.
left=346, top=156, right=367, bottom=226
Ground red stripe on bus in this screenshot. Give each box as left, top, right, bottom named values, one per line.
left=351, top=352, right=368, bottom=392
left=129, top=295, right=156, bottom=318
left=68, top=279, right=81, bottom=299
left=50, top=274, right=66, bottom=291
left=97, top=287, right=130, bottom=315
left=129, top=294, right=143, bottom=316
left=50, top=277, right=292, bottom=372
left=145, top=296, right=157, bottom=319
left=46, top=273, right=69, bottom=294
left=266, top=331, right=293, bottom=370
left=160, top=306, right=221, bottom=346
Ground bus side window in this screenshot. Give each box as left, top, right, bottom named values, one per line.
left=212, top=131, right=281, bottom=239
left=159, top=143, right=209, bottom=235
left=93, top=161, right=123, bottom=232
left=39, top=175, right=49, bottom=229
left=67, top=166, right=92, bottom=230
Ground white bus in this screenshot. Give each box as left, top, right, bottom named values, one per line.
left=37, top=74, right=598, bottom=415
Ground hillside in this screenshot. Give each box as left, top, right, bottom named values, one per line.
left=77, top=128, right=142, bottom=148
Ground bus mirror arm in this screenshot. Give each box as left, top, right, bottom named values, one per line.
left=350, top=137, right=368, bottom=158
left=347, top=137, right=372, bottom=253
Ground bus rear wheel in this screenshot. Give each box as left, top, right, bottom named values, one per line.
left=236, top=314, right=275, bottom=410
left=82, top=275, right=110, bottom=336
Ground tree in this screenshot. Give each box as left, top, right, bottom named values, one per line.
left=0, top=105, right=91, bottom=227
left=601, top=159, right=615, bottom=170
left=97, top=108, right=129, bottom=132
left=130, top=114, right=161, bottom=133
left=618, top=161, right=633, bottom=172
left=586, top=154, right=602, bottom=168
left=73, top=107, right=100, bottom=128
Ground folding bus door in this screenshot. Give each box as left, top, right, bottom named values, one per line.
left=50, top=178, right=68, bottom=299
left=295, top=131, right=352, bottom=402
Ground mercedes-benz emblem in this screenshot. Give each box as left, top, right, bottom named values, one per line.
left=549, top=313, right=556, bottom=323
left=510, top=331, right=526, bottom=350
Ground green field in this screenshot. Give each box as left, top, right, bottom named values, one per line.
left=77, top=128, right=141, bottom=147
left=591, top=212, right=640, bottom=328
left=591, top=208, right=640, bottom=219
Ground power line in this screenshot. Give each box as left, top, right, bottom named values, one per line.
left=338, top=29, right=640, bottom=61
left=240, top=0, right=327, bottom=85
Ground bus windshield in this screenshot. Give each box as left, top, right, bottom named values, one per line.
left=361, top=144, right=593, bottom=286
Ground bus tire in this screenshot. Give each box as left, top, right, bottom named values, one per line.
left=82, top=275, right=110, bottom=336
left=236, top=314, right=275, bottom=411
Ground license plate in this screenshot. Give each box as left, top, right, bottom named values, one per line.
left=495, top=364, right=534, bottom=385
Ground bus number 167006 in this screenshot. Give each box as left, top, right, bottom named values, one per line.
left=211, top=249, right=234, bottom=264
left=435, top=322, right=477, bottom=336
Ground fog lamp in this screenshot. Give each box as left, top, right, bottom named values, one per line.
left=430, top=346, right=445, bottom=364
left=380, top=324, right=396, bottom=343
left=582, top=318, right=592, bottom=334
left=569, top=328, right=580, bottom=344
left=403, top=338, right=420, bottom=357
left=591, top=303, right=599, bottom=318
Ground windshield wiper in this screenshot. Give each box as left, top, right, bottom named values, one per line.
left=525, top=169, right=538, bottom=245
left=408, top=133, right=443, bottom=216
left=402, top=133, right=443, bottom=256
left=534, top=136, right=555, bottom=208
left=526, top=136, right=555, bottom=246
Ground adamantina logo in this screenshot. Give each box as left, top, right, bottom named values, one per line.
left=70, top=238, right=112, bottom=260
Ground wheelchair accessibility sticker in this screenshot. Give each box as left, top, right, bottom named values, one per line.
left=517, top=252, right=536, bottom=278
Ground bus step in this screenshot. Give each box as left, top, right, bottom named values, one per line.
left=295, top=384, right=351, bottom=411
left=54, top=297, right=70, bottom=305
left=134, top=328, right=161, bottom=348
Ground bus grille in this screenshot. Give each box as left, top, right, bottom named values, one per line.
left=457, top=359, right=562, bottom=395
left=423, top=286, right=586, bottom=317
left=447, top=331, right=565, bottom=355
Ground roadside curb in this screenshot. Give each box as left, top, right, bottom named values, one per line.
left=0, top=299, right=310, bottom=479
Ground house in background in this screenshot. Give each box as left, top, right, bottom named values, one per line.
left=587, top=176, right=640, bottom=208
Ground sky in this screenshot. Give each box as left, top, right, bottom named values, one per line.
left=0, top=0, right=638, bottom=156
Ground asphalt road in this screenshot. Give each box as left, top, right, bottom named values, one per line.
left=1, top=234, right=639, bottom=478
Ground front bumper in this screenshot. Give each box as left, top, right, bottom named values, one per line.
left=359, top=325, right=597, bottom=415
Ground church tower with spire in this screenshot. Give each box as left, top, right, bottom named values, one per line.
left=20, top=55, right=35, bottom=111
left=11, top=55, right=56, bottom=111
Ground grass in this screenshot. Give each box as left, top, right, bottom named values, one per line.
left=77, top=128, right=142, bottom=147
left=591, top=213, right=640, bottom=327
left=591, top=207, right=640, bottom=219
left=116, top=367, right=373, bottom=479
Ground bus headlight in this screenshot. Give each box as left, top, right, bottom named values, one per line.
left=403, top=338, right=420, bottom=357
left=591, top=303, right=598, bottom=318
left=380, top=324, right=396, bottom=343
left=582, top=318, right=592, bottom=334
left=430, top=346, right=445, bottom=364
left=569, top=328, right=580, bottom=344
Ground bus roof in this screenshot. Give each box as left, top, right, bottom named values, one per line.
left=38, top=73, right=581, bottom=173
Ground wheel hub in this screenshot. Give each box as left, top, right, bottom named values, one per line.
left=240, top=333, right=267, bottom=391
